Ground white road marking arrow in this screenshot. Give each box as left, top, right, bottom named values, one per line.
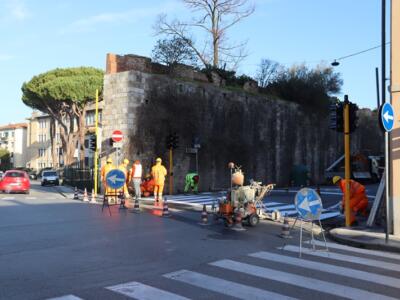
left=383, top=111, right=394, bottom=122
left=108, top=175, right=125, bottom=184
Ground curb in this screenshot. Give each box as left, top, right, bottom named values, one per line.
left=328, top=229, right=400, bottom=253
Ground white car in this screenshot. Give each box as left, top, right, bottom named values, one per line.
left=41, top=170, right=59, bottom=186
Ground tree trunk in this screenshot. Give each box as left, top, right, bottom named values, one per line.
left=49, top=119, right=57, bottom=168
left=78, top=110, right=86, bottom=167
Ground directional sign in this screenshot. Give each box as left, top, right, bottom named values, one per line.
left=380, top=103, right=395, bottom=132
left=106, top=169, right=126, bottom=190
left=112, top=130, right=123, bottom=142
left=294, top=188, right=323, bottom=221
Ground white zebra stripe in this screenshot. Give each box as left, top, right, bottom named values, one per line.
left=107, top=281, right=190, bottom=300
left=310, top=240, right=400, bottom=261
left=283, top=245, right=400, bottom=272
left=210, top=259, right=397, bottom=300
left=164, top=269, right=297, bottom=300
left=250, top=251, right=400, bottom=289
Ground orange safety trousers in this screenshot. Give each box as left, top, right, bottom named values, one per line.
left=340, top=180, right=368, bottom=224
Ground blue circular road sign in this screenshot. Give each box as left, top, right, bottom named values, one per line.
left=380, top=102, right=395, bottom=132
left=106, top=169, right=126, bottom=190
left=295, top=188, right=323, bottom=221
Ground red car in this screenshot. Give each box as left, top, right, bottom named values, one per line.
left=0, top=170, right=30, bottom=194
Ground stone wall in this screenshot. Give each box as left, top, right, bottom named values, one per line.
left=102, top=54, right=383, bottom=192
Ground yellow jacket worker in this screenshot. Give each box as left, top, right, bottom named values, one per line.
left=118, top=158, right=130, bottom=198
left=101, top=157, right=115, bottom=196
left=151, top=157, right=167, bottom=202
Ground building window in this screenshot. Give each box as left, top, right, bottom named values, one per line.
left=85, top=110, right=102, bottom=126
left=11, top=131, right=14, bottom=137
left=38, top=148, right=46, bottom=157
left=39, top=162, right=46, bottom=169
left=39, top=119, right=47, bottom=129
left=38, top=134, right=47, bottom=142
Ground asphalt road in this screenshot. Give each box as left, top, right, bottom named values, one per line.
left=1, top=182, right=398, bottom=300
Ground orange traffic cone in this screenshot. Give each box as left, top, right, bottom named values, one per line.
left=90, top=189, right=96, bottom=203
left=162, top=197, right=170, bottom=218
left=73, top=187, right=79, bottom=200
left=83, top=188, right=89, bottom=202
left=231, top=208, right=245, bottom=231
left=199, top=204, right=209, bottom=225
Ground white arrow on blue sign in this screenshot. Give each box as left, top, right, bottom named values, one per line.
left=106, top=169, right=126, bottom=190
left=294, top=188, right=323, bottom=221
left=380, top=102, right=395, bottom=132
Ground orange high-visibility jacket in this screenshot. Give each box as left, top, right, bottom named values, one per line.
left=151, top=163, right=167, bottom=185
left=339, top=179, right=366, bottom=200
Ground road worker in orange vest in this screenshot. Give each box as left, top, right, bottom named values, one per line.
left=101, top=157, right=116, bottom=201
left=118, top=158, right=130, bottom=199
left=333, top=176, right=369, bottom=225
left=151, top=157, right=167, bottom=203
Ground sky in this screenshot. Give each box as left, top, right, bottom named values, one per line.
left=0, top=0, right=390, bottom=125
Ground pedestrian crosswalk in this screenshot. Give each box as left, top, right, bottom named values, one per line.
left=147, top=193, right=341, bottom=221
left=48, top=241, right=400, bottom=300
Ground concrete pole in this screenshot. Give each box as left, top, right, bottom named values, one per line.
left=344, top=96, right=351, bottom=227
left=390, top=0, right=400, bottom=236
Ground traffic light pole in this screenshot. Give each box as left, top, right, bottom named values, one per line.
left=344, top=96, right=351, bottom=227
left=94, top=89, right=99, bottom=197
left=169, top=147, right=173, bottom=195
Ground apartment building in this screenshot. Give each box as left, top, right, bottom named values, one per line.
left=0, top=123, right=28, bottom=168
left=26, top=111, right=62, bottom=171
left=26, top=106, right=102, bottom=171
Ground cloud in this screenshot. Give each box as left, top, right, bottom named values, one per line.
left=61, top=1, right=181, bottom=34
left=8, top=0, right=30, bottom=21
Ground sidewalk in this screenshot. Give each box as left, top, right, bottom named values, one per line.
left=329, top=226, right=400, bottom=253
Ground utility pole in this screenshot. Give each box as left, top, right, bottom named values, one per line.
left=343, top=95, right=351, bottom=227
left=169, top=147, right=173, bottom=195
left=94, top=89, right=99, bottom=196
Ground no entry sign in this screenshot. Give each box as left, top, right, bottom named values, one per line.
left=112, top=130, right=123, bottom=142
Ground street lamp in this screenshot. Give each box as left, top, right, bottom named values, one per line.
left=331, top=60, right=340, bottom=67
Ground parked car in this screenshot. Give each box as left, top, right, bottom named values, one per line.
left=0, top=170, right=30, bottom=194
left=41, top=170, right=59, bottom=186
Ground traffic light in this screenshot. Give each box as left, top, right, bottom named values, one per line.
left=165, top=134, right=174, bottom=149
left=349, top=102, right=359, bottom=133
left=329, top=101, right=344, bottom=132
left=89, top=135, right=97, bottom=151
left=165, top=133, right=179, bottom=149
left=329, top=101, right=338, bottom=130
left=336, top=102, right=344, bottom=132
left=172, top=132, right=179, bottom=149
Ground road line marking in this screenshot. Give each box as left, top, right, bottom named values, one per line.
left=210, top=259, right=397, bottom=300
left=164, top=269, right=296, bottom=300
left=250, top=251, right=400, bottom=289
left=2, top=197, right=15, bottom=200
left=282, top=245, right=400, bottom=272
left=266, top=204, right=295, bottom=211
left=26, top=196, right=37, bottom=200
left=107, top=281, right=190, bottom=300
left=310, top=240, right=400, bottom=261
left=47, top=295, right=84, bottom=300
left=263, top=202, right=285, bottom=206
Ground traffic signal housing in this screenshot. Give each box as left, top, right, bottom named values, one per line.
left=329, top=101, right=344, bottom=132
left=89, top=135, right=97, bottom=151
left=165, top=133, right=179, bottom=149
left=348, top=102, right=359, bottom=133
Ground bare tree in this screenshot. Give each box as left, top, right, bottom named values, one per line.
left=155, top=0, right=255, bottom=69
left=256, top=59, right=281, bottom=88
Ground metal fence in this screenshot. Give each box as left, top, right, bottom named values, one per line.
left=62, top=163, right=100, bottom=192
